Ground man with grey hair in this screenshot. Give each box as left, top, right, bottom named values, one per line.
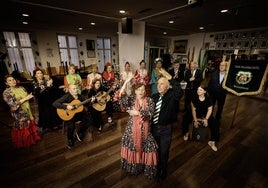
left=151, top=69, right=183, bottom=180
left=183, top=61, right=203, bottom=112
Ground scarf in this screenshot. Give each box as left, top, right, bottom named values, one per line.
left=11, top=87, right=33, bottom=118
left=132, top=97, right=149, bottom=156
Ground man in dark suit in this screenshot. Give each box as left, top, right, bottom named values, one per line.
left=183, top=61, right=203, bottom=112
left=168, top=60, right=184, bottom=83
left=168, top=60, right=184, bottom=112
left=151, top=69, right=183, bottom=180
left=208, top=61, right=228, bottom=120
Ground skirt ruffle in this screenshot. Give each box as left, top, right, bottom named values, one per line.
left=11, top=121, right=41, bottom=149
left=121, top=146, right=158, bottom=178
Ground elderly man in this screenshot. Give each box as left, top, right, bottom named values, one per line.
left=183, top=61, right=203, bottom=112
left=151, top=69, right=183, bottom=180
left=208, top=61, right=228, bottom=120
left=53, top=84, right=93, bottom=149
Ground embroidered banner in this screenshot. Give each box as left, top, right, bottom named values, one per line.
left=222, top=60, right=268, bottom=96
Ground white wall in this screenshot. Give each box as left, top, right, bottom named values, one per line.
left=118, top=21, right=145, bottom=73
left=35, top=30, right=101, bottom=73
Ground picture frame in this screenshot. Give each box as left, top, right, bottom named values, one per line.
left=259, top=40, right=267, bottom=48
left=87, top=50, right=95, bottom=58
left=241, top=40, right=250, bottom=49
left=86, top=39, right=95, bottom=58
left=173, top=40, right=188, bottom=53
left=228, top=41, right=235, bottom=49
left=216, top=42, right=221, bottom=49
left=86, top=39, right=95, bottom=50
left=251, top=41, right=258, bottom=48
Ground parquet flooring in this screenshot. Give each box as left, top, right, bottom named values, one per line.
left=0, top=94, right=268, bottom=188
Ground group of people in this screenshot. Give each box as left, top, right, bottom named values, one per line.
left=2, top=57, right=228, bottom=181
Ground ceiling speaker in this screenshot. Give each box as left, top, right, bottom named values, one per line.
left=122, top=17, right=133, bottom=34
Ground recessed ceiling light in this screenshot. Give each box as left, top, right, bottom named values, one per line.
left=22, top=14, right=29, bottom=17
left=163, top=32, right=167, bottom=35
left=199, top=26, right=204, bottom=30
left=78, top=27, right=83, bottom=30
left=169, top=20, right=174, bottom=24
left=119, top=10, right=125, bottom=14
left=91, top=22, right=96, bottom=25
left=221, top=9, right=228, bottom=13
left=22, top=22, right=28, bottom=25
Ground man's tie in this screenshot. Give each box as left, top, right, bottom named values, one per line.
left=153, top=95, right=162, bottom=124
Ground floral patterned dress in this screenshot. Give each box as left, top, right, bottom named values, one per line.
left=2, top=86, right=41, bottom=148
left=118, top=95, right=158, bottom=178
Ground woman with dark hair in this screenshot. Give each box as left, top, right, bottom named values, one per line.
left=120, top=61, right=134, bottom=96
left=117, top=77, right=158, bottom=179
left=32, top=69, right=60, bottom=133
left=87, top=78, right=114, bottom=132
left=191, top=85, right=219, bottom=151
left=150, top=58, right=164, bottom=94
left=102, top=62, right=121, bottom=113
left=3, top=75, right=41, bottom=148
left=134, top=60, right=149, bottom=86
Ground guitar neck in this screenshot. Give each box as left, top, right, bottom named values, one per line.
left=76, top=97, right=92, bottom=107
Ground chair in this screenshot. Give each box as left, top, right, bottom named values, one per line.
left=59, top=66, right=66, bottom=75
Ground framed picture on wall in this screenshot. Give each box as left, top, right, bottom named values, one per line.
left=173, top=40, right=188, bottom=53
left=251, top=41, right=258, bottom=48
left=228, top=41, right=235, bottom=49
left=86, top=39, right=95, bottom=58
left=259, top=40, right=267, bottom=48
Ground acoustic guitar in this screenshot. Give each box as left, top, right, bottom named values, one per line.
left=57, top=97, right=93, bottom=121
left=92, top=86, right=115, bottom=111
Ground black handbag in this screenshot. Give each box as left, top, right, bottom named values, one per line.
left=191, top=121, right=209, bottom=142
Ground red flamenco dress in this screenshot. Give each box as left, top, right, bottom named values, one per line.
left=3, top=86, right=41, bottom=149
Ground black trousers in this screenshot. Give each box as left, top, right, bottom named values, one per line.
left=182, top=114, right=219, bottom=142
left=65, top=112, right=92, bottom=141
left=152, top=124, right=172, bottom=173
left=211, top=93, right=226, bottom=120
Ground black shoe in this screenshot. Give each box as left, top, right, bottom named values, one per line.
left=67, top=140, right=74, bottom=149
left=75, top=132, right=82, bottom=142
left=159, top=170, right=167, bottom=180
left=156, top=169, right=167, bottom=181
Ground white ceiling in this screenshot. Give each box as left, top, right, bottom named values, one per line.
left=1, top=0, right=268, bottom=37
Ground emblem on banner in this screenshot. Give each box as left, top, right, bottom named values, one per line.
left=235, top=71, right=252, bottom=85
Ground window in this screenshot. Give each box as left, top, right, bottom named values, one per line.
left=57, top=35, right=79, bottom=66
left=97, top=37, right=111, bottom=72
left=3, top=31, right=35, bottom=75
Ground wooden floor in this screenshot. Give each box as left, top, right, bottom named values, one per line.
left=0, top=94, right=268, bottom=188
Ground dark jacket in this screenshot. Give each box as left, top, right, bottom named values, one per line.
left=208, top=70, right=227, bottom=96
left=184, top=69, right=203, bottom=90
left=168, top=68, right=184, bottom=83
left=151, top=79, right=183, bottom=125
left=52, top=93, right=83, bottom=110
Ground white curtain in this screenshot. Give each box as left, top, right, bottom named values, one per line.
left=59, top=49, right=69, bottom=63
left=18, top=33, right=31, bottom=47
left=69, top=49, right=79, bottom=66
left=7, top=48, right=23, bottom=71
left=3, top=32, right=17, bottom=47
left=58, top=35, right=67, bottom=48
left=21, top=48, right=35, bottom=75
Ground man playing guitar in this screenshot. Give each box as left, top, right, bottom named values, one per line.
left=53, top=84, right=93, bottom=149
